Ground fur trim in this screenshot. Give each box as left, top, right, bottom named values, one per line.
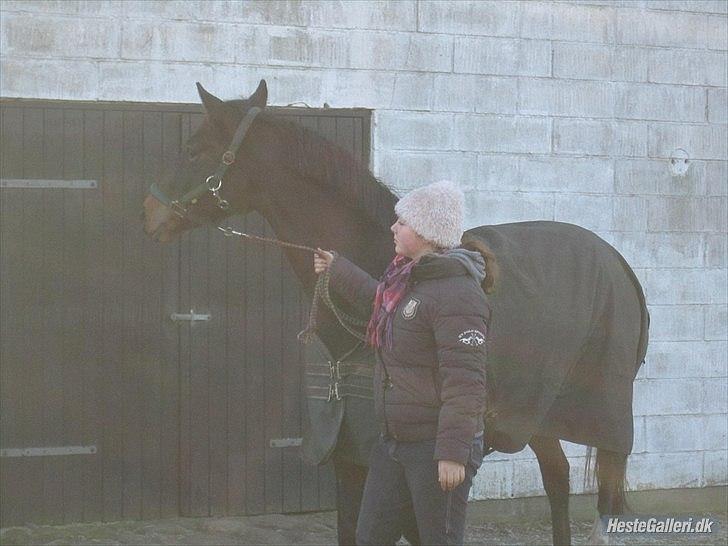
left=395, top=180, right=464, bottom=249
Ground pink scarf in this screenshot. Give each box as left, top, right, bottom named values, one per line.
left=366, top=254, right=417, bottom=349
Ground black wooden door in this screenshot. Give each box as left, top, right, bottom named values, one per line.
left=0, top=100, right=370, bottom=525
left=0, top=104, right=182, bottom=525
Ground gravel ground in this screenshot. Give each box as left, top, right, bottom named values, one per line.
left=1, top=511, right=725, bottom=545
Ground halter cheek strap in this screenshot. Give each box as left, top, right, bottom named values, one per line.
left=208, top=105, right=262, bottom=186
left=150, top=106, right=263, bottom=218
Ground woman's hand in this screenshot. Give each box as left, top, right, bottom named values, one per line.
left=313, top=248, right=335, bottom=275
left=438, top=460, right=465, bottom=492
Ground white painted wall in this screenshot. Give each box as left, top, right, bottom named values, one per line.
left=1, top=0, right=726, bottom=498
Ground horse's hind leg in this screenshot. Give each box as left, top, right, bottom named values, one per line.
left=597, top=449, right=628, bottom=515
left=529, top=435, right=571, bottom=546
left=587, top=448, right=628, bottom=545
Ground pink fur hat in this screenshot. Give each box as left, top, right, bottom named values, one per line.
left=394, top=180, right=464, bottom=249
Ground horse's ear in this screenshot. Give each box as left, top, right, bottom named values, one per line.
left=196, top=82, right=224, bottom=116
left=249, top=79, right=268, bottom=108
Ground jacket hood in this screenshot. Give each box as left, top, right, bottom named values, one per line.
left=412, top=248, right=486, bottom=285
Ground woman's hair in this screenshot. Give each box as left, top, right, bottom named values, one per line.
left=460, top=237, right=499, bottom=294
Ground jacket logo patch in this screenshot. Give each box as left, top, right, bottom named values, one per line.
left=401, top=298, right=420, bottom=320
left=458, top=329, right=485, bottom=346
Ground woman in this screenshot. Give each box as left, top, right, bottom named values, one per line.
left=313, top=180, right=494, bottom=545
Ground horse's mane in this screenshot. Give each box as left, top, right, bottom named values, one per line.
left=231, top=101, right=398, bottom=231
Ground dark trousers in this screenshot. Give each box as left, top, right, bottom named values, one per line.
left=333, top=454, right=421, bottom=546
left=356, top=435, right=484, bottom=546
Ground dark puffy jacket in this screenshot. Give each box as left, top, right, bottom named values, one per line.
left=329, top=251, right=490, bottom=465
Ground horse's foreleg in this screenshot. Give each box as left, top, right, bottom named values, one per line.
left=587, top=449, right=628, bottom=545
left=529, top=435, right=571, bottom=546
left=333, top=456, right=368, bottom=546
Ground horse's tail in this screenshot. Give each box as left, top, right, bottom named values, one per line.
left=584, top=446, right=596, bottom=492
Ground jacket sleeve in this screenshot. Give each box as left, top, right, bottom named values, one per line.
left=327, top=254, right=379, bottom=314
left=432, top=298, right=488, bottom=465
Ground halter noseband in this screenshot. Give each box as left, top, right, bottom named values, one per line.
left=150, top=106, right=263, bottom=222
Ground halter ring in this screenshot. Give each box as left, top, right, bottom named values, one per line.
left=222, top=151, right=235, bottom=165
left=206, top=175, right=222, bottom=192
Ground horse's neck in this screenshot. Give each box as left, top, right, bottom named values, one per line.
left=255, top=181, right=389, bottom=291
left=252, top=188, right=382, bottom=356
left=247, top=127, right=394, bottom=356
left=249, top=122, right=391, bottom=287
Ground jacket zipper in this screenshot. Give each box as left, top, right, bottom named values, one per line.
left=380, top=286, right=411, bottom=437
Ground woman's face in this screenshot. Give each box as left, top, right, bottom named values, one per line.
left=391, top=217, right=431, bottom=260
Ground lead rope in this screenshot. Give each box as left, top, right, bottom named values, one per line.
left=218, top=227, right=368, bottom=343
left=218, top=226, right=319, bottom=253
left=297, top=254, right=368, bottom=344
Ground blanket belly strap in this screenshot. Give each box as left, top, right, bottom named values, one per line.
left=305, top=360, right=374, bottom=402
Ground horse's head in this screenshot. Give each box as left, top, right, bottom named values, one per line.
left=142, top=80, right=268, bottom=242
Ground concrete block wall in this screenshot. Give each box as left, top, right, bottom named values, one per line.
left=1, top=0, right=726, bottom=499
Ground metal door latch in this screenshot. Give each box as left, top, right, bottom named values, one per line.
left=269, top=438, right=303, bottom=448
left=170, top=309, right=211, bottom=322
left=1, top=445, right=97, bottom=457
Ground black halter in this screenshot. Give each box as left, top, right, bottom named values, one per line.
left=150, top=106, right=262, bottom=221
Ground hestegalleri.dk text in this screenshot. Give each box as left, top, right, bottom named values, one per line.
left=603, top=516, right=718, bottom=534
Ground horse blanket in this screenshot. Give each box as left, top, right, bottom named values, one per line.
left=468, top=221, right=649, bottom=454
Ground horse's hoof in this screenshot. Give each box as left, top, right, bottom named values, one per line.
left=586, top=515, right=612, bottom=546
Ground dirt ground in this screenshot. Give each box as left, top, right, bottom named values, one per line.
left=1, top=510, right=725, bottom=545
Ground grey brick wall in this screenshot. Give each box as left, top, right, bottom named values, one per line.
left=1, top=0, right=726, bottom=498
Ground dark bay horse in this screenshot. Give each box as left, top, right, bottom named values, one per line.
left=143, top=81, right=649, bottom=546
